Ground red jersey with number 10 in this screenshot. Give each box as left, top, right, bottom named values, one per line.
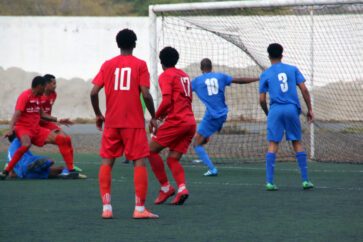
left=92, top=55, right=150, bottom=128
left=158, top=67, right=195, bottom=126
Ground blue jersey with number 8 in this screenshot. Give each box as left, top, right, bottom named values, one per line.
left=191, top=72, right=233, bottom=119
left=259, top=62, right=305, bottom=113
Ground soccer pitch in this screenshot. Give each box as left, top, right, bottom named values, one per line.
left=0, top=151, right=362, bottom=242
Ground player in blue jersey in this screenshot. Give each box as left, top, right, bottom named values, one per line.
left=6, top=133, right=85, bottom=179
left=259, top=43, right=314, bottom=191
left=192, top=58, right=259, bottom=176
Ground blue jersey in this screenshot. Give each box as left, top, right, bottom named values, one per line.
left=7, top=138, right=48, bottom=178
left=259, top=62, right=305, bottom=113
left=191, top=72, right=233, bottom=119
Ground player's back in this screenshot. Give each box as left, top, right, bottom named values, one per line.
left=192, top=72, right=232, bottom=119
left=159, top=67, right=195, bottom=126
left=260, top=62, right=304, bottom=111
left=93, top=55, right=149, bottom=129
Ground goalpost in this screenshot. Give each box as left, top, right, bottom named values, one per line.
left=149, top=0, right=363, bottom=163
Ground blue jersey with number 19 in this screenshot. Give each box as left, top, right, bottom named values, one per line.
left=259, top=62, right=305, bottom=113
left=191, top=72, right=233, bottom=119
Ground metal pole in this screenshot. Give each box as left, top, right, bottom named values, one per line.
left=310, top=6, right=315, bottom=160
left=148, top=6, right=159, bottom=108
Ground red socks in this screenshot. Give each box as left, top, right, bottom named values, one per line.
left=66, top=136, right=74, bottom=157
left=5, top=145, right=29, bottom=172
left=148, top=151, right=169, bottom=186
left=99, top=164, right=112, bottom=205
left=167, top=157, right=185, bottom=188
left=134, top=166, right=148, bottom=206
left=55, top=135, right=74, bottom=170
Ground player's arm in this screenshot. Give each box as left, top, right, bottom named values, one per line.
left=90, top=84, right=105, bottom=131
left=259, top=92, right=268, bottom=116
left=40, top=108, right=73, bottom=126
left=298, top=82, right=314, bottom=123
left=140, top=85, right=157, bottom=135
left=2, top=110, right=21, bottom=139
left=232, top=77, right=259, bottom=84
left=155, top=94, right=172, bottom=121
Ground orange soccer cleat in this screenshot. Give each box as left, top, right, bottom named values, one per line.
left=154, top=186, right=176, bottom=204
left=102, top=209, right=113, bottom=219
left=133, top=209, right=159, bottom=219
left=171, top=188, right=189, bottom=205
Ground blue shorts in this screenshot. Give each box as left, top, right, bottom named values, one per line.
left=197, top=115, right=227, bottom=138
left=267, top=104, right=301, bottom=142
left=20, top=158, right=51, bottom=179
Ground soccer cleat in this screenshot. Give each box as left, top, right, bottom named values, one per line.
left=102, top=210, right=113, bottom=219
left=171, top=188, right=189, bottom=205
left=133, top=209, right=159, bottom=219
left=73, top=165, right=83, bottom=172
left=203, top=168, right=218, bottom=177
left=58, top=169, right=79, bottom=179
left=154, top=186, right=176, bottom=204
left=266, top=183, right=278, bottom=191
left=0, top=171, right=8, bottom=180
left=77, top=173, right=87, bottom=179
left=27, top=158, right=48, bottom=171
left=302, top=181, right=314, bottom=190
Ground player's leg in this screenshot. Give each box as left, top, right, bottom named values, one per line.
left=1, top=134, right=31, bottom=179
left=285, top=104, right=313, bottom=189
left=148, top=139, right=175, bottom=204
left=99, top=158, right=115, bottom=219
left=266, top=141, right=279, bottom=191
left=194, top=133, right=217, bottom=176
left=45, top=129, right=77, bottom=175
left=48, top=166, right=65, bottom=178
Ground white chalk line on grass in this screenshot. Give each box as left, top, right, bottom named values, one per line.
left=85, top=177, right=363, bottom=191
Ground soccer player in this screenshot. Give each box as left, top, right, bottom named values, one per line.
left=90, top=28, right=158, bottom=219
left=6, top=133, right=86, bottom=179
left=148, top=46, right=196, bottom=205
left=192, top=58, right=259, bottom=176
left=0, top=76, right=77, bottom=180
left=259, top=43, right=314, bottom=191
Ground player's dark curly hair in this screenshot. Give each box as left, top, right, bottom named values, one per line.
left=267, top=43, right=283, bottom=59
left=159, top=46, right=179, bottom=68
left=31, top=76, right=46, bottom=88
left=116, top=29, right=137, bottom=50
left=43, top=74, right=55, bottom=84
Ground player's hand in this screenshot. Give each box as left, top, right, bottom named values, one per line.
left=96, top=115, right=105, bottom=131
left=2, top=129, right=14, bottom=139
left=307, top=110, right=314, bottom=124
left=58, top=118, right=74, bottom=126
left=149, top=118, right=158, bottom=135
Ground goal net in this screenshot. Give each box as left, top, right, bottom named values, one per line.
left=149, top=0, right=363, bottom=163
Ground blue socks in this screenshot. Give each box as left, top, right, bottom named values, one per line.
left=194, top=145, right=215, bottom=171
left=266, top=152, right=276, bottom=184
left=296, top=151, right=309, bottom=182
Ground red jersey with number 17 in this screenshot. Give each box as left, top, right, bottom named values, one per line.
left=92, top=55, right=150, bottom=129
left=158, top=67, right=195, bottom=126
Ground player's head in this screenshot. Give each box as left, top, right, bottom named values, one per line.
left=44, top=74, right=56, bottom=92
left=31, top=76, right=46, bottom=95
left=159, top=46, right=179, bottom=69
left=116, top=29, right=137, bottom=50
left=267, top=43, right=283, bottom=60
left=200, top=58, right=212, bottom=72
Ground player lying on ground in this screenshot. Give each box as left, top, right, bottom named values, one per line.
left=148, top=47, right=196, bottom=205
left=192, top=58, right=259, bottom=176
left=91, top=28, right=158, bottom=219
left=6, top=133, right=86, bottom=179
left=259, top=43, right=314, bottom=191
left=0, top=76, right=77, bottom=180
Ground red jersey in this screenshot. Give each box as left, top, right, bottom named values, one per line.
left=39, top=92, right=57, bottom=127
left=15, top=89, right=42, bottom=129
left=158, top=67, right=195, bottom=126
left=92, top=55, right=150, bottom=128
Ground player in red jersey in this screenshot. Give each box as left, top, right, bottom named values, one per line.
left=148, top=47, right=196, bottom=205
left=90, top=29, right=159, bottom=219
left=1, top=76, right=77, bottom=180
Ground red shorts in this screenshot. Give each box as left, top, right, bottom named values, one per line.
left=152, top=122, right=196, bottom=154
left=15, top=125, right=51, bottom=147
left=100, top=127, right=149, bottom=160
left=39, top=121, right=61, bottom=131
